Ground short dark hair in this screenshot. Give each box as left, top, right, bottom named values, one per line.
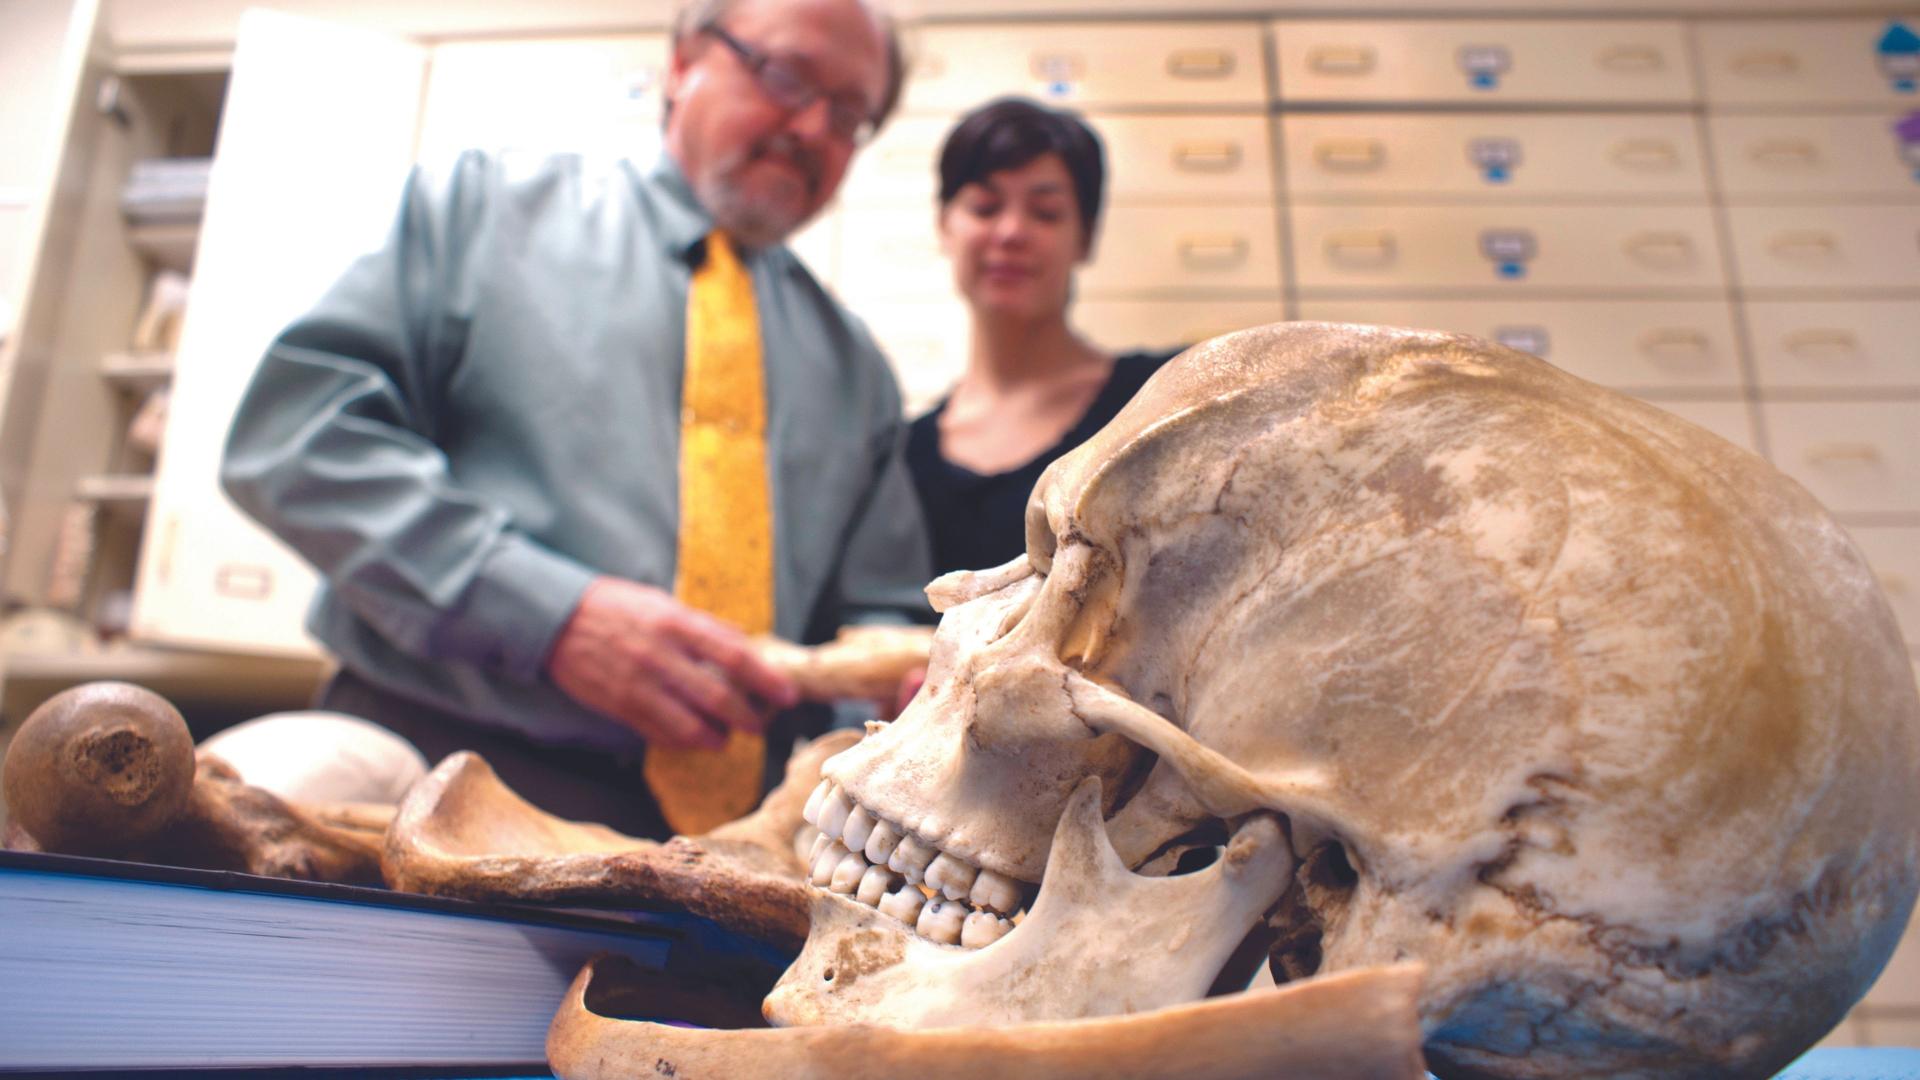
left=670, top=0, right=906, bottom=134
left=936, top=97, right=1107, bottom=246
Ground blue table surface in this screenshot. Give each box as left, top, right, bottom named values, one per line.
left=478, top=1048, right=1920, bottom=1079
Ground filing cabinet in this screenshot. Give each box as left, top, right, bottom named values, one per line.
left=1291, top=205, right=1725, bottom=295
left=1283, top=113, right=1709, bottom=202
left=852, top=297, right=970, bottom=415
left=848, top=113, right=1276, bottom=208
left=1695, top=18, right=1920, bottom=109
left=1744, top=301, right=1920, bottom=393
left=1072, top=299, right=1286, bottom=354
left=903, top=22, right=1268, bottom=113
left=1761, top=403, right=1920, bottom=516
left=1723, top=205, right=1920, bottom=292
left=1638, top=400, right=1759, bottom=455
left=1274, top=20, right=1696, bottom=106
left=1708, top=113, right=1920, bottom=201
left=1294, top=299, right=1745, bottom=394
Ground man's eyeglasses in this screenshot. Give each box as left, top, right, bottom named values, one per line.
left=704, top=25, right=879, bottom=145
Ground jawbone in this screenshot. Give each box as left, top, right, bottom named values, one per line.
left=764, top=776, right=1296, bottom=1028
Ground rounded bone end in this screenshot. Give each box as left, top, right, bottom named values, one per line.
left=2, top=681, right=195, bottom=855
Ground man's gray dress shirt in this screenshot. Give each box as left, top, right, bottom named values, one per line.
left=222, top=150, right=932, bottom=751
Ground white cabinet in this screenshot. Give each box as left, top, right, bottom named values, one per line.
left=1708, top=113, right=1920, bottom=201
left=1695, top=19, right=1920, bottom=109
left=1291, top=205, right=1726, bottom=294
left=1745, top=301, right=1920, bottom=393
left=1724, top=205, right=1920, bottom=292
left=1283, top=113, right=1708, bottom=202
left=1275, top=20, right=1696, bottom=106
left=904, top=23, right=1269, bottom=112
left=130, top=11, right=427, bottom=656
left=1295, top=299, right=1745, bottom=394
left=1762, top=403, right=1920, bottom=516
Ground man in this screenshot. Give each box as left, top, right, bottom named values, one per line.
left=221, top=0, right=930, bottom=839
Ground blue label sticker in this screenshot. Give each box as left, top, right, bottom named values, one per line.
left=1459, top=44, right=1512, bottom=91
left=1879, top=22, right=1920, bottom=92
left=1481, top=228, right=1537, bottom=280
left=1469, top=137, right=1522, bottom=184
left=1494, top=325, right=1551, bottom=357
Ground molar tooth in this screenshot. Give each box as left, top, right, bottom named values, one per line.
left=841, top=804, right=876, bottom=851
left=829, top=850, right=868, bottom=894
left=960, top=910, right=1013, bottom=949
left=968, top=868, right=1023, bottom=914
left=811, top=841, right=849, bottom=887
left=856, top=865, right=898, bottom=906
left=925, top=853, right=978, bottom=901
left=915, top=897, right=964, bottom=945
left=802, top=779, right=832, bottom=826
left=817, top=786, right=853, bottom=837
left=888, top=833, right=938, bottom=883
left=864, top=819, right=903, bottom=864
left=877, top=884, right=925, bottom=925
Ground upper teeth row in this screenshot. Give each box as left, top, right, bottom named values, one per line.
left=798, top=778, right=1031, bottom=947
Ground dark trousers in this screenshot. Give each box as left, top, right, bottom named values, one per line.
left=318, top=669, right=825, bottom=840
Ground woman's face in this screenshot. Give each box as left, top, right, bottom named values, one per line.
left=938, top=152, right=1088, bottom=323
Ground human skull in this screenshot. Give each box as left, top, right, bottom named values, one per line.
left=775, top=323, right=1920, bottom=1077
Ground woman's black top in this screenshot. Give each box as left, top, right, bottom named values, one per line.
left=906, top=350, right=1178, bottom=580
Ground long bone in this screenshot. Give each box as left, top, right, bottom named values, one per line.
left=549, top=954, right=1429, bottom=1080
left=763, top=775, right=1296, bottom=1028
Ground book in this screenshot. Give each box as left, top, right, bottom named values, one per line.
left=0, top=850, right=787, bottom=1073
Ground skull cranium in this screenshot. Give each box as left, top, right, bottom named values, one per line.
left=776, top=323, right=1920, bottom=1077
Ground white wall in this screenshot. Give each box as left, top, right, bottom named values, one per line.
left=0, top=0, right=78, bottom=331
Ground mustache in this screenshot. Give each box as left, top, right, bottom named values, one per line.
left=751, top=135, right=824, bottom=196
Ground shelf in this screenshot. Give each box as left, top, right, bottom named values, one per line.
left=0, top=644, right=332, bottom=727
left=126, top=221, right=201, bottom=274
left=75, top=474, right=154, bottom=516
left=101, top=351, right=174, bottom=394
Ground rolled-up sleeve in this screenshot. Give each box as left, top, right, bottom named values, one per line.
left=221, top=153, right=594, bottom=681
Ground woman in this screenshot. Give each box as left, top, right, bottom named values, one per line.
left=907, top=97, right=1178, bottom=579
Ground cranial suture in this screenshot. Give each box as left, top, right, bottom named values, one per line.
left=776, top=322, right=1920, bottom=1078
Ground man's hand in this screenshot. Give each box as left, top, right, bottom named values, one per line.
left=547, top=577, right=799, bottom=750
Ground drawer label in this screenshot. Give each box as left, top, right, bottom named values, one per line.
left=1880, top=23, right=1920, bottom=94
left=1458, top=44, right=1512, bottom=91
left=1469, top=137, right=1522, bottom=184
left=1895, top=111, right=1920, bottom=182
left=1480, top=228, right=1537, bottom=280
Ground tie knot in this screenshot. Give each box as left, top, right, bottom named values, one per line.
left=703, top=231, right=743, bottom=274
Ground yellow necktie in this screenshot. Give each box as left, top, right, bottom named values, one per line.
left=644, top=231, right=776, bottom=835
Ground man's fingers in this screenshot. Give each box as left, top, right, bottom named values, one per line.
left=657, top=651, right=765, bottom=736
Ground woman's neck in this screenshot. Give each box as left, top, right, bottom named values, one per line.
left=962, top=311, right=1103, bottom=395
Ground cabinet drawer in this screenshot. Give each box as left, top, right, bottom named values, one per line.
left=1725, top=206, right=1920, bottom=292
left=838, top=208, right=947, bottom=298
left=1745, top=301, right=1920, bottom=392
left=1761, top=403, right=1920, bottom=515
left=850, top=114, right=1275, bottom=206
left=788, top=208, right=839, bottom=289
left=1274, top=20, right=1695, bottom=106
left=417, top=36, right=667, bottom=164
left=1845, top=526, right=1920, bottom=653
left=1291, top=205, right=1726, bottom=294
left=1695, top=19, right=1920, bottom=109
left=1072, top=299, right=1285, bottom=353
left=1283, top=113, right=1708, bottom=201
left=1295, top=299, right=1743, bottom=393
left=1709, top=113, right=1920, bottom=200
left=904, top=23, right=1269, bottom=112
left=1642, top=400, right=1758, bottom=455
left=859, top=299, right=971, bottom=416
left=1078, top=205, right=1283, bottom=296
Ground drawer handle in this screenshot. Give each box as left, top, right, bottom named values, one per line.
left=1637, top=328, right=1713, bottom=366
left=1610, top=138, right=1680, bottom=172
left=1031, top=52, right=1085, bottom=84
left=1314, top=137, right=1386, bottom=172
left=1598, top=43, right=1665, bottom=73
left=1732, top=49, right=1799, bottom=78
left=1308, top=44, right=1376, bottom=76
left=1768, top=231, right=1840, bottom=261
left=1178, top=234, right=1251, bottom=268
left=1784, top=328, right=1862, bottom=359
left=214, top=562, right=273, bottom=600
left=1167, top=48, right=1235, bottom=79
left=1805, top=442, right=1883, bottom=465
left=1324, top=230, right=1396, bottom=267
left=1624, top=231, right=1695, bottom=269
left=1173, top=141, right=1243, bottom=172
left=1749, top=138, right=1820, bottom=169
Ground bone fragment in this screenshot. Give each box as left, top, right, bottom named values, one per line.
left=755, top=625, right=934, bottom=703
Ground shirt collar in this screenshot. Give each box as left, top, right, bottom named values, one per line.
left=644, top=152, right=717, bottom=265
